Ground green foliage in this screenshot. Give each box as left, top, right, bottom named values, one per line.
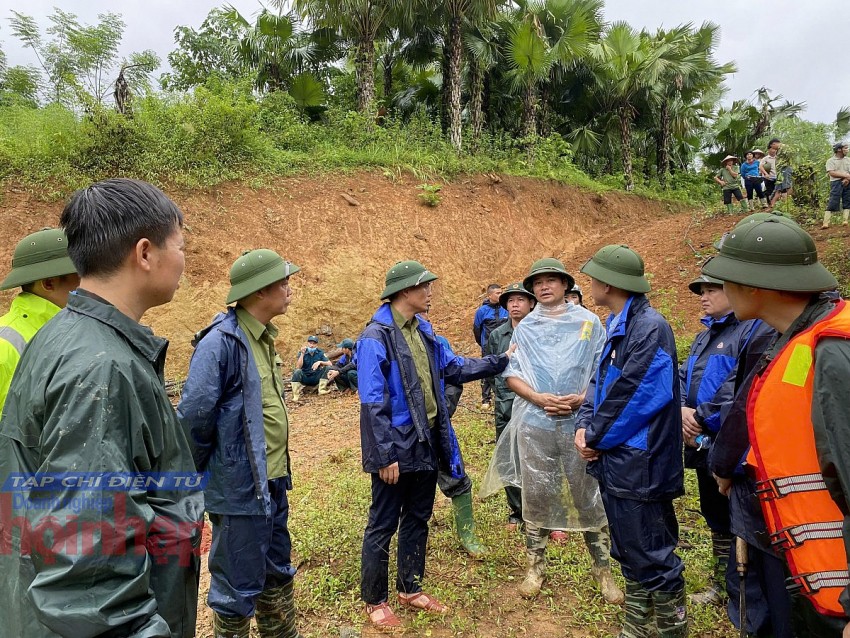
left=417, top=183, right=442, bottom=206
left=821, top=238, right=850, bottom=299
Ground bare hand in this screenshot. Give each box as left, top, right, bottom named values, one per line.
left=681, top=407, right=701, bottom=441
left=574, top=428, right=600, bottom=461
left=533, top=392, right=574, bottom=416
left=713, top=473, right=732, bottom=497
left=504, top=343, right=517, bottom=359
left=312, top=361, right=323, bottom=371
left=300, top=346, right=307, bottom=354
left=563, top=393, right=585, bottom=411
left=842, top=621, right=850, bottom=638
left=379, top=462, right=400, bottom=485
left=327, top=370, right=339, bottom=381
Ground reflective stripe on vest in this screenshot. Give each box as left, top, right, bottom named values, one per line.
left=746, top=300, right=850, bottom=617
left=0, top=326, right=26, bottom=355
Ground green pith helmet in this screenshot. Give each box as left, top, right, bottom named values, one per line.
left=701, top=218, right=837, bottom=292
left=499, top=281, right=536, bottom=309
left=688, top=275, right=724, bottom=295
left=713, top=213, right=798, bottom=250
left=0, top=228, right=77, bottom=291
left=226, top=249, right=301, bottom=304
left=523, top=258, right=575, bottom=293
left=580, top=244, right=650, bottom=293
left=380, top=260, right=437, bottom=300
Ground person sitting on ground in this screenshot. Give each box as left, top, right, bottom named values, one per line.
left=326, top=338, right=358, bottom=392
left=715, top=155, right=749, bottom=214
left=741, top=151, right=768, bottom=210
left=823, top=141, right=850, bottom=228
left=290, top=335, right=329, bottom=401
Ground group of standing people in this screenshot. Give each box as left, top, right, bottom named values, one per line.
left=715, top=138, right=791, bottom=214
left=0, top=177, right=848, bottom=638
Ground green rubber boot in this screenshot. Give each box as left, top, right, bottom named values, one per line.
left=213, top=612, right=251, bottom=638
left=255, top=580, right=303, bottom=638
left=584, top=528, right=624, bottom=604
left=654, top=588, right=688, bottom=637
left=725, top=203, right=735, bottom=214
left=617, top=579, right=655, bottom=638
left=452, top=491, right=487, bottom=558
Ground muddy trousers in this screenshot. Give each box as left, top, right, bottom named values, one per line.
left=361, top=470, right=439, bottom=605
left=208, top=478, right=297, bottom=618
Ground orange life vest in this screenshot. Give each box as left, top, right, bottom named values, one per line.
left=746, top=300, right=850, bottom=617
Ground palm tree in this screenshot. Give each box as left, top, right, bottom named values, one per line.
left=650, top=22, right=733, bottom=185
left=464, top=21, right=501, bottom=148
left=587, top=22, right=670, bottom=190
left=437, top=0, right=502, bottom=150
left=296, top=0, right=405, bottom=114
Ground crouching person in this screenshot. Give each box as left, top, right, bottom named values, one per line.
left=178, top=249, right=303, bottom=638
left=358, top=260, right=512, bottom=630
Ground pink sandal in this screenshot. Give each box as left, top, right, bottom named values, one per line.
left=365, top=602, right=402, bottom=630
left=397, top=591, right=448, bottom=613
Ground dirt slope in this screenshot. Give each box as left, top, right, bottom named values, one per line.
left=1, top=173, right=846, bottom=377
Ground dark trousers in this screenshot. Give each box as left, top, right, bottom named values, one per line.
left=827, top=179, right=850, bottom=211
left=208, top=477, right=296, bottom=618
left=745, top=176, right=765, bottom=200
left=495, top=419, right=522, bottom=522
left=601, top=486, right=685, bottom=592
left=696, top=467, right=731, bottom=534
left=361, top=470, right=439, bottom=605
left=480, top=347, right=494, bottom=403
left=791, top=593, right=847, bottom=637
left=333, top=370, right=358, bottom=391
left=726, top=540, right=795, bottom=638
left=727, top=478, right=796, bottom=636
left=763, top=178, right=776, bottom=201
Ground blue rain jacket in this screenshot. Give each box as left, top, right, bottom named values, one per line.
left=473, top=301, right=508, bottom=347
left=178, top=308, right=278, bottom=517
left=575, top=294, right=684, bottom=501
left=358, top=303, right=508, bottom=474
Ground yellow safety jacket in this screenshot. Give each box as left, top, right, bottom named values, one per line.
left=0, top=292, right=61, bottom=410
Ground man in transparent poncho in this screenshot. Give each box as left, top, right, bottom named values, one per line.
left=482, top=258, right=623, bottom=603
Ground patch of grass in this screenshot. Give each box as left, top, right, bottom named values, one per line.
left=285, top=400, right=735, bottom=637
left=418, top=183, right=442, bottom=207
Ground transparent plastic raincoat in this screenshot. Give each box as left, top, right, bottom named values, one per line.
left=481, top=301, right=608, bottom=531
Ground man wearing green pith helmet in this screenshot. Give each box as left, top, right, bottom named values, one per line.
left=702, top=218, right=850, bottom=637
left=574, top=245, right=687, bottom=637
left=0, top=228, right=79, bottom=409
left=179, top=249, right=304, bottom=638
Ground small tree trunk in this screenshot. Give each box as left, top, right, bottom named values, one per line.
left=468, top=57, right=485, bottom=151
left=355, top=38, right=376, bottom=114
left=482, top=71, right=492, bottom=130
left=522, top=81, right=537, bottom=139
left=657, top=97, right=670, bottom=187
left=538, top=73, right=553, bottom=137
left=618, top=104, right=634, bottom=191
left=446, top=15, right=463, bottom=151
left=382, top=53, right=394, bottom=102
left=440, top=44, right=450, bottom=134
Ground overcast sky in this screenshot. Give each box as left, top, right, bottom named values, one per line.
left=1, top=1, right=848, bottom=124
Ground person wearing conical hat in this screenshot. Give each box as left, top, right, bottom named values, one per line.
left=357, top=260, right=513, bottom=630
left=701, top=217, right=850, bottom=635
left=741, top=151, right=769, bottom=210
left=574, top=245, right=687, bottom=637
left=0, top=228, right=79, bottom=409
left=714, top=154, right=749, bottom=215
left=179, top=249, right=304, bottom=638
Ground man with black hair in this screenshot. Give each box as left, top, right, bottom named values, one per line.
left=473, top=283, right=507, bottom=407
left=0, top=178, right=203, bottom=638
left=180, top=249, right=303, bottom=638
